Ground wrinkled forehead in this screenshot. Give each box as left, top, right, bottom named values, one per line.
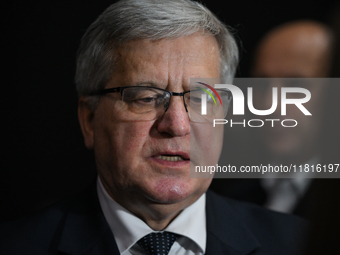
left=122, top=36, right=218, bottom=60
left=109, top=33, right=220, bottom=90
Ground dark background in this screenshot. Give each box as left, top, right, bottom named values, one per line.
left=2, top=0, right=338, bottom=220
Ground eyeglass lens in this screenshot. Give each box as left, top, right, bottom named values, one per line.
left=120, top=87, right=229, bottom=122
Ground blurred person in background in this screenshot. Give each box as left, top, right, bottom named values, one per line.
left=211, top=20, right=334, bottom=218
left=252, top=20, right=333, bottom=215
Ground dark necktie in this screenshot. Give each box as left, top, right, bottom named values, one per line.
left=137, top=232, right=179, bottom=255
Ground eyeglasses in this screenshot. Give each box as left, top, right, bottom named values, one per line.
left=91, top=86, right=231, bottom=122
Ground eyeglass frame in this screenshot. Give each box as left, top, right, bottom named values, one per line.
left=90, top=85, right=232, bottom=121
left=91, top=86, right=192, bottom=113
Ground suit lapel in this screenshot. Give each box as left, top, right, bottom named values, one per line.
left=205, top=191, right=260, bottom=255
left=56, top=184, right=120, bottom=255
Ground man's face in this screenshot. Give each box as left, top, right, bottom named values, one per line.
left=79, top=33, right=221, bottom=216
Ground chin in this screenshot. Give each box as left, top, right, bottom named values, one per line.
left=145, top=177, right=204, bottom=205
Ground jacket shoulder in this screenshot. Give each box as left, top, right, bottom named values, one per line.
left=0, top=197, right=72, bottom=255
left=206, top=190, right=309, bottom=255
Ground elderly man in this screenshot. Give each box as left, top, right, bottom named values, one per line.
left=1, top=1, right=306, bottom=254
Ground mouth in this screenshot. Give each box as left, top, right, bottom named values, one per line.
left=157, top=155, right=185, bottom=161
left=151, top=152, right=190, bottom=167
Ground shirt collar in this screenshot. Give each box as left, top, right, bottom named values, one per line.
left=97, top=177, right=206, bottom=254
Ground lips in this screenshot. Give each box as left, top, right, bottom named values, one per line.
left=157, top=155, right=185, bottom=161
left=155, top=151, right=189, bottom=160
left=150, top=151, right=190, bottom=167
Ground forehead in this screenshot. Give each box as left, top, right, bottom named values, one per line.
left=109, top=33, right=220, bottom=89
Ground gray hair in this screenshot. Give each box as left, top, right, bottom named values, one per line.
left=75, top=0, right=239, bottom=102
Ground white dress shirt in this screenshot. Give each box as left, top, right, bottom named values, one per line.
left=97, top=177, right=206, bottom=255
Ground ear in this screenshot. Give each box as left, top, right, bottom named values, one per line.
left=78, top=97, right=95, bottom=149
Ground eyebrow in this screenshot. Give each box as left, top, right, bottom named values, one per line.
left=123, top=78, right=194, bottom=93
left=135, top=82, right=159, bottom=88
left=135, top=82, right=190, bottom=92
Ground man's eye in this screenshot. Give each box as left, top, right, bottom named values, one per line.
left=131, top=94, right=165, bottom=106
left=138, top=97, right=155, bottom=103
left=190, top=96, right=202, bottom=103
left=190, top=95, right=214, bottom=103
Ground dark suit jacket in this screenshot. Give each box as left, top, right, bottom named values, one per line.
left=0, top=185, right=307, bottom=255
left=210, top=178, right=317, bottom=218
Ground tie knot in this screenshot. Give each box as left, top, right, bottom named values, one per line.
left=137, top=232, right=179, bottom=255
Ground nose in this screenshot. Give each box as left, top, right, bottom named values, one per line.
left=156, top=96, right=190, bottom=137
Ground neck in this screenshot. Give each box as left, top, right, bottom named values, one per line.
left=131, top=204, right=183, bottom=230
left=118, top=194, right=199, bottom=231
left=99, top=177, right=201, bottom=231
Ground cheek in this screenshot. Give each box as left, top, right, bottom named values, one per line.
left=190, top=123, right=223, bottom=168
left=94, top=117, right=155, bottom=175
left=116, top=123, right=151, bottom=153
